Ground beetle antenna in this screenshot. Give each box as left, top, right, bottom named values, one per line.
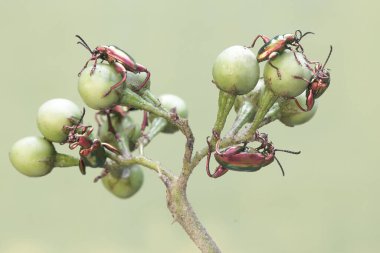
left=295, top=30, right=314, bottom=41
left=74, top=107, right=86, bottom=132
left=299, top=31, right=314, bottom=40
left=322, top=45, right=333, bottom=69
left=75, top=35, right=93, bottom=53
left=274, top=157, right=285, bottom=176
left=275, top=149, right=301, bottom=155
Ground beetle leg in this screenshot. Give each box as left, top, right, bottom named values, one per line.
left=90, top=55, right=100, bottom=75
left=215, top=139, right=223, bottom=155
left=134, top=65, right=151, bottom=91
left=205, top=137, right=213, bottom=177
left=210, top=166, right=229, bottom=178
left=79, top=158, right=86, bottom=175
left=141, top=111, right=149, bottom=132
left=102, top=142, right=121, bottom=155
left=250, top=35, right=270, bottom=48
left=104, top=62, right=127, bottom=97
left=205, top=141, right=229, bottom=178
left=267, top=52, right=282, bottom=79
left=78, top=55, right=96, bottom=76
left=269, top=61, right=281, bottom=79
left=292, top=98, right=307, bottom=112
left=306, top=89, right=315, bottom=111
left=292, top=50, right=303, bottom=66
left=93, top=168, right=110, bottom=183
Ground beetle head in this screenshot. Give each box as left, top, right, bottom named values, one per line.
left=294, top=30, right=314, bottom=42
left=312, top=45, right=333, bottom=98
left=292, top=30, right=314, bottom=52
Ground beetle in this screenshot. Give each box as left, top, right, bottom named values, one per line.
left=206, top=132, right=300, bottom=178
left=75, top=35, right=151, bottom=96
left=62, top=108, right=120, bottom=175
left=293, top=45, right=333, bottom=111
left=250, top=30, right=314, bottom=79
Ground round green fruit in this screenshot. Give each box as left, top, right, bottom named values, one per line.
left=149, top=94, right=188, bottom=133
left=78, top=63, right=123, bottom=110
left=212, top=45, right=260, bottom=95
left=264, top=50, right=312, bottom=98
left=37, top=98, right=82, bottom=143
left=279, top=92, right=318, bottom=127
left=102, top=165, right=144, bottom=199
left=9, top=136, right=56, bottom=177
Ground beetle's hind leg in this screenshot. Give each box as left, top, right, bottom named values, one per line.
left=249, top=35, right=270, bottom=48
left=268, top=61, right=282, bottom=80
left=103, top=62, right=127, bottom=97
left=267, top=52, right=282, bottom=79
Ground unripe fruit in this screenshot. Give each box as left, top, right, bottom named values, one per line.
left=211, top=46, right=260, bottom=142
left=102, top=165, right=144, bottom=199
left=37, top=98, right=82, bottom=143
left=78, top=63, right=123, bottom=110
left=148, top=94, right=188, bottom=134
left=279, top=92, right=318, bottom=127
left=212, top=45, right=260, bottom=95
left=264, top=50, right=312, bottom=98
left=9, top=136, right=56, bottom=177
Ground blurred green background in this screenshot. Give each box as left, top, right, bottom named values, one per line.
left=1, top=0, right=378, bottom=252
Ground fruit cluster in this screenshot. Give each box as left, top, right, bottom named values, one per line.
left=207, top=31, right=332, bottom=178
left=9, top=57, right=188, bottom=199
left=9, top=31, right=332, bottom=196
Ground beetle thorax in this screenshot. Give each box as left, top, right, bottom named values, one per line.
left=284, top=34, right=296, bottom=43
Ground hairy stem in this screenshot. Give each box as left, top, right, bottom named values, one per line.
left=167, top=181, right=221, bottom=253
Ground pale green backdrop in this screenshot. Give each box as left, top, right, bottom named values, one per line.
left=1, top=0, right=378, bottom=252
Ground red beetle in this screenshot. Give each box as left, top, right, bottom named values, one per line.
left=206, top=133, right=300, bottom=178
left=62, top=108, right=120, bottom=175
left=250, top=30, right=313, bottom=78
left=293, top=46, right=333, bottom=111
left=76, top=35, right=151, bottom=96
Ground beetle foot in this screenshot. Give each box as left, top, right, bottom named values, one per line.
left=103, top=88, right=114, bottom=97
left=93, top=168, right=109, bottom=183
left=212, top=129, right=220, bottom=140
left=169, top=108, right=179, bottom=122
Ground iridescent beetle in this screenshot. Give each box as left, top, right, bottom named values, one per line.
left=75, top=35, right=151, bottom=96
left=62, top=108, right=120, bottom=175
left=293, top=45, right=333, bottom=111
left=206, top=133, right=300, bottom=178
left=250, top=30, right=313, bottom=79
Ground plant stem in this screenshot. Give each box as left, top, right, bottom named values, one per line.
left=167, top=181, right=221, bottom=253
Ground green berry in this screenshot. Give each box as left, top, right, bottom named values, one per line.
left=78, top=63, right=123, bottom=110
left=9, top=136, right=56, bottom=177
left=148, top=94, right=188, bottom=134
left=264, top=50, right=312, bottom=98
left=102, top=165, right=144, bottom=199
left=279, top=92, right=318, bottom=127
left=37, top=98, right=82, bottom=143
left=212, top=45, right=260, bottom=95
